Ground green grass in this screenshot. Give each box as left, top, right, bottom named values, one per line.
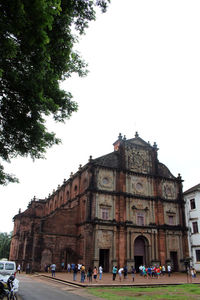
left=87, top=284, right=200, bottom=300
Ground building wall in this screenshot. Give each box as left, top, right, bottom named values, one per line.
left=184, top=189, right=200, bottom=271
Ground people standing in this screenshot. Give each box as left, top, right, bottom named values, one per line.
left=17, top=264, right=21, bottom=274
left=123, top=265, right=128, bottom=279
left=162, top=265, right=166, bottom=276
left=139, top=265, right=143, bottom=276
left=93, top=266, right=98, bottom=282
left=87, top=267, right=93, bottom=283
left=73, top=264, right=78, bottom=281
left=131, top=266, right=136, bottom=282
left=67, top=263, right=71, bottom=273
left=99, top=265, right=103, bottom=280
left=61, top=262, right=64, bottom=271
left=193, top=267, right=196, bottom=278
left=167, top=264, right=171, bottom=277
left=80, top=264, right=85, bottom=283
left=118, top=267, right=124, bottom=281
left=112, top=266, right=117, bottom=281
left=147, top=266, right=152, bottom=278
left=50, top=263, right=56, bottom=277
left=26, top=263, right=30, bottom=274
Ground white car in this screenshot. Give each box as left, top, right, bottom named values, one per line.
left=0, top=260, right=16, bottom=276
left=0, top=260, right=19, bottom=297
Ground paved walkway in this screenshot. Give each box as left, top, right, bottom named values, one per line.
left=38, top=271, right=200, bottom=287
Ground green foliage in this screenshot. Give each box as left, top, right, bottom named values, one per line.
left=0, top=0, right=110, bottom=184
left=87, top=285, right=200, bottom=300
left=0, top=232, right=12, bottom=259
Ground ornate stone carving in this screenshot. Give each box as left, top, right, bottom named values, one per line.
left=97, top=231, right=112, bottom=248
left=126, top=148, right=152, bottom=174
left=162, top=182, right=176, bottom=199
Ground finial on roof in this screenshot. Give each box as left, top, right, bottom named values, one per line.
left=63, top=178, right=66, bottom=183
left=118, top=133, right=122, bottom=140
left=70, top=172, right=73, bottom=178
left=89, top=155, right=93, bottom=162
left=123, top=135, right=126, bottom=140
left=18, top=208, right=21, bottom=214
left=135, top=131, right=139, bottom=138
left=33, top=195, right=36, bottom=201
left=79, top=164, right=82, bottom=171
left=177, top=173, right=182, bottom=180
left=153, top=142, right=158, bottom=149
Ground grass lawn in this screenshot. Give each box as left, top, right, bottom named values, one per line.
left=87, top=284, right=200, bottom=300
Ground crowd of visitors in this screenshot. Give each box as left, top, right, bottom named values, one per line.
left=42, top=262, right=197, bottom=283
left=138, top=264, right=170, bottom=278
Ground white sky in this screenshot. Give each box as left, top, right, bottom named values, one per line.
left=1, top=0, right=200, bottom=233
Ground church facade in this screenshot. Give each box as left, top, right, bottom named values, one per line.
left=10, top=133, right=189, bottom=272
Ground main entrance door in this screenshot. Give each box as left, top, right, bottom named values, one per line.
left=170, top=251, right=178, bottom=271
left=134, top=236, right=148, bottom=272
left=99, top=249, right=109, bottom=272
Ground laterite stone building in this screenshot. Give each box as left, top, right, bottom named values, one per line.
left=10, top=133, right=189, bottom=272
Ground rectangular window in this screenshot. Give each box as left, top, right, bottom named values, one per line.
left=101, top=208, right=109, bottom=220
left=169, top=216, right=174, bottom=225
left=137, top=213, right=144, bottom=226
left=196, top=250, right=200, bottom=262
left=190, top=199, right=196, bottom=210
left=192, top=221, right=198, bottom=234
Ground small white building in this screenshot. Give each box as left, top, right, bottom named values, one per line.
left=184, top=183, right=200, bottom=271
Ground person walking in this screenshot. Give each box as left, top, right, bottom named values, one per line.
left=98, top=265, right=103, bottom=280
left=50, top=263, right=56, bottom=277
left=112, top=266, right=117, bottom=281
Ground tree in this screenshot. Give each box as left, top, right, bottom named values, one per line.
left=0, top=232, right=12, bottom=259
left=0, top=0, right=110, bottom=185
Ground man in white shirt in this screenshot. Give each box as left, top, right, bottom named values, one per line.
left=99, top=265, right=103, bottom=280
left=118, top=267, right=124, bottom=281
left=167, top=265, right=171, bottom=277
left=50, top=263, right=56, bottom=277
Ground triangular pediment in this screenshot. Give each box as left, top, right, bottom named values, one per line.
left=126, top=137, right=152, bottom=148
left=126, top=137, right=151, bottom=148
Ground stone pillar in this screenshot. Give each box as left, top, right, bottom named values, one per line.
left=158, top=229, right=166, bottom=266
left=126, top=231, right=134, bottom=269
left=93, top=225, right=99, bottom=268
left=112, top=227, right=117, bottom=268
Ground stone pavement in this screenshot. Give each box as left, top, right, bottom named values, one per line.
left=38, top=271, right=200, bottom=287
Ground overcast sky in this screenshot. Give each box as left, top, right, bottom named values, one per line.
left=1, top=0, right=200, bottom=233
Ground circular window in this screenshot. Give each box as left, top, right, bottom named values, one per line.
left=102, top=177, right=109, bottom=185
left=136, top=182, right=143, bottom=192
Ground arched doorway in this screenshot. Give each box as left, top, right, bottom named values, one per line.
left=61, top=248, right=79, bottom=269
left=134, top=236, right=149, bottom=272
